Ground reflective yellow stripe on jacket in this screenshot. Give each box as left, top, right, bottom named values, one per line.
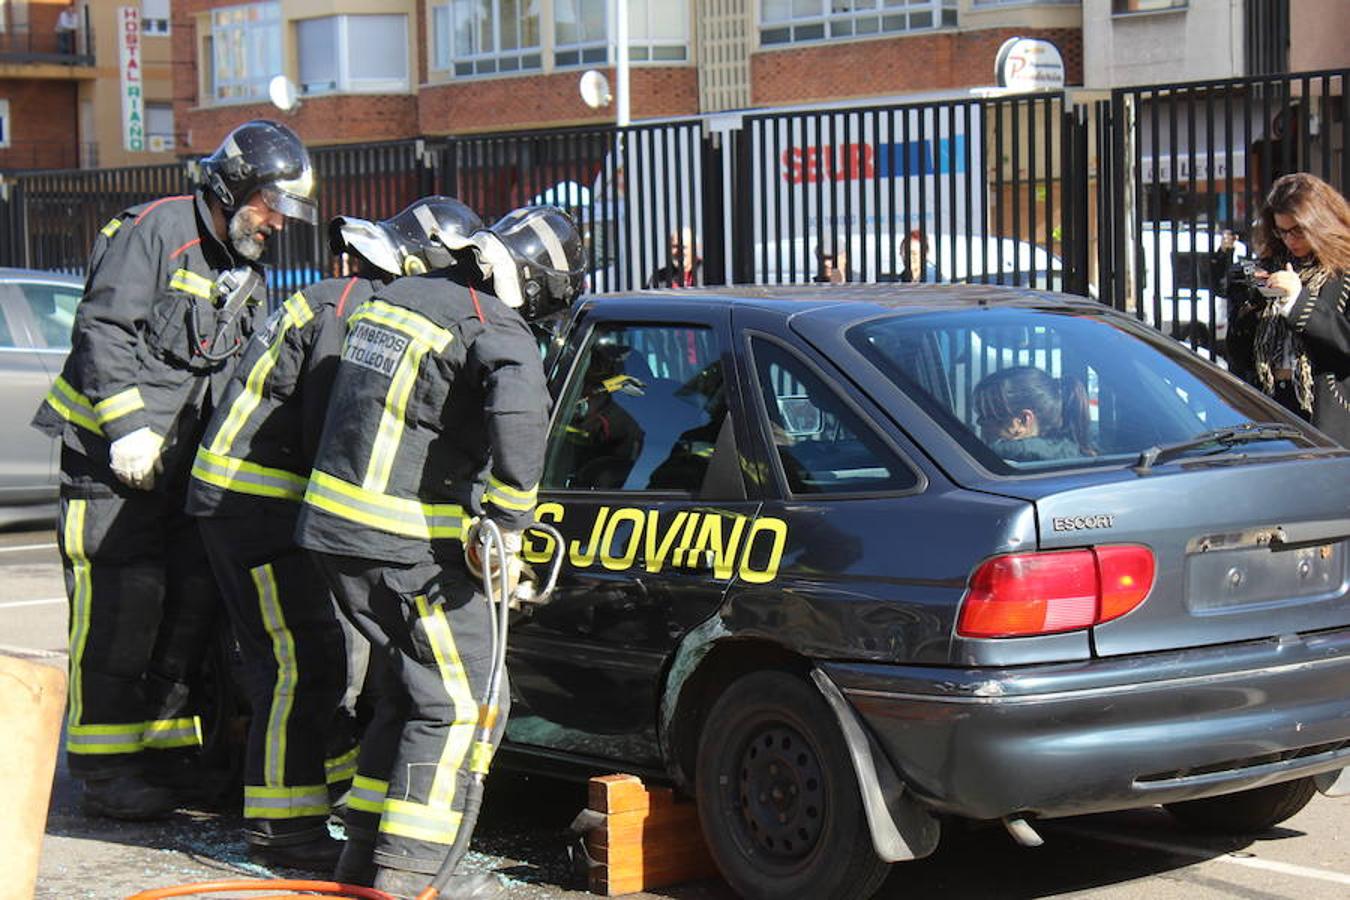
left=483, top=475, right=538, bottom=513
left=191, top=447, right=308, bottom=501
left=169, top=268, right=214, bottom=299
left=346, top=300, right=453, bottom=493
left=43, top=375, right=104, bottom=436
left=304, top=471, right=465, bottom=541
left=93, top=387, right=145, bottom=429
left=208, top=291, right=314, bottom=457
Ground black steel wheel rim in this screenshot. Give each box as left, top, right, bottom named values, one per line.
left=735, top=722, right=826, bottom=862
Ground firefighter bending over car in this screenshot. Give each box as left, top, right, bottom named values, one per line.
left=184, top=197, right=485, bottom=869
left=31, top=121, right=317, bottom=820
left=294, top=205, right=586, bottom=898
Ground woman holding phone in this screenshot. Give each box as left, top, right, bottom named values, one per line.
left=1227, top=173, right=1350, bottom=445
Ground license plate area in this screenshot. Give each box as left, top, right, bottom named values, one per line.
left=1186, top=529, right=1349, bottom=613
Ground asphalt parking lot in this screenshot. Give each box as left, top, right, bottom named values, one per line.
left=4, top=525, right=1347, bottom=900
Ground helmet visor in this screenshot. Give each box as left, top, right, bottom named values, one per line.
left=260, top=185, right=318, bottom=226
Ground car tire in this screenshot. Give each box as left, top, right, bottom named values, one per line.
left=694, top=670, right=891, bottom=900
left=1164, top=777, right=1317, bottom=834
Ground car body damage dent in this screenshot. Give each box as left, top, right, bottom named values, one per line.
left=658, top=614, right=733, bottom=772
left=810, top=668, right=940, bottom=862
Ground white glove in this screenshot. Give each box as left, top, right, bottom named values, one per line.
left=109, top=427, right=164, bottom=490
left=464, top=521, right=526, bottom=596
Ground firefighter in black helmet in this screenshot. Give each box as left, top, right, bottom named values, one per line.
left=186, top=197, right=483, bottom=869
left=295, top=205, right=585, bottom=897
left=32, top=120, right=317, bottom=821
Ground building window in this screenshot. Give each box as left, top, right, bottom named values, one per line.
left=142, top=0, right=171, bottom=35
left=0, top=99, right=10, bottom=149
left=760, top=0, right=957, bottom=47
left=1112, top=0, right=1188, bottom=12
left=299, top=15, right=409, bottom=94
left=552, top=1, right=689, bottom=68
left=146, top=103, right=175, bottom=152
left=433, top=0, right=541, bottom=77
left=211, top=2, right=281, bottom=103
left=628, top=1, right=688, bottom=62
left=554, top=0, right=608, bottom=68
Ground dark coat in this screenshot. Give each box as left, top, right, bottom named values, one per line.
left=1286, top=271, right=1350, bottom=446
left=1228, top=263, right=1350, bottom=445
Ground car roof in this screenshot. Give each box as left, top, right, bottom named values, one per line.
left=587, top=283, right=1102, bottom=319
left=0, top=267, right=83, bottom=284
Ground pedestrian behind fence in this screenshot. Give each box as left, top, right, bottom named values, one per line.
left=1225, top=172, right=1350, bottom=446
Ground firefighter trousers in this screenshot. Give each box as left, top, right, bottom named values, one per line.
left=199, top=513, right=348, bottom=846
left=312, top=551, right=509, bottom=876
left=58, top=452, right=219, bottom=781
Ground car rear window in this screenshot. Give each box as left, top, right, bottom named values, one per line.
left=848, top=308, right=1311, bottom=475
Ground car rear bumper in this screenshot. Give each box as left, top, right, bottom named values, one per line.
left=822, top=626, right=1350, bottom=821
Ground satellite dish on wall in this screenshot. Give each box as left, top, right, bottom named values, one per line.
left=579, top=69, right=612, bottom=109
left=268, top=75, right=301, bottom=113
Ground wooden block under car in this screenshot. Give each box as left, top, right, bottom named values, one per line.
left=584, top=774, right=720, bottom=896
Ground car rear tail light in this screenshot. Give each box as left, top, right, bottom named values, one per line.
left=957, top=545, right=1155, bottom=638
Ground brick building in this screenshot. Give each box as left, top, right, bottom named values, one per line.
left=169, top=0, right=1085, bottom=156
left=1, top=0, right=176, bottom=172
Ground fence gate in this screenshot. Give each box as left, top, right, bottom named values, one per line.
left=1103, top=69, right=1349, bottom=360
left=447, top=121, right=708, bottom=293
left=733, top=92, right=1085, bottom=293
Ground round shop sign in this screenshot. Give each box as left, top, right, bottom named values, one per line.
left=995, top=37, right=1066, bottom=91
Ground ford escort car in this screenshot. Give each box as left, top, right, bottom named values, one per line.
left=497, top=284, right=1350, bottom=900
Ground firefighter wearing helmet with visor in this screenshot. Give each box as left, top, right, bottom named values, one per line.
left=31, top=120, right=318, bottom=820
left=186, top=197, right=485, bottom=868
left=294, top=205, right=587, bottom=897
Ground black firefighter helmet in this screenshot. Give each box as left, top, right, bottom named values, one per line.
left=200, top=120, right=318, bottom=225
left=483, top=205, right=587, bottom=321
left=328, top=196, right=484, bottom=277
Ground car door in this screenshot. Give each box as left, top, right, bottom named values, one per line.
left=505, top=301, right=766, bottom=768
left=0, top=282, right=62, bottom=501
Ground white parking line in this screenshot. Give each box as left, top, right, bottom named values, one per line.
left=0, top=643, right=64, bottom=660
left=0, top=597, right=66, bottom=610
left=1059, top=824, right=1350, bottom=886
left=0, top=542, right=58, bottom=554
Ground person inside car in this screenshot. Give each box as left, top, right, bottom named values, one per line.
left=973, top=366, right=1093, bottom=463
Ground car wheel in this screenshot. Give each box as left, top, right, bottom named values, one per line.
left=695, top=670, right=891, bottom=900
left=1164, top=777, right=1317, bottom=834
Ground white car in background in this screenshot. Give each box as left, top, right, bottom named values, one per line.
left=0, top=268, right=81, bottom=525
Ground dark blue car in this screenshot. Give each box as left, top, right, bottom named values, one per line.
left=500, top=284, right=1350, bottom=900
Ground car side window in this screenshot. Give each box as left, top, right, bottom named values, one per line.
left=542, top=323, right=728, bottom=494
left=0, top=308, right=15, bottom=347
left=16, top=281, right=79, bottom=349
left=750, top=338, right=917, bottom=495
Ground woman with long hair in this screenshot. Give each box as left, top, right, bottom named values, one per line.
left=1238, top=173, right=1350, bottom=444
left=972, top=366, right=1094, bottom=462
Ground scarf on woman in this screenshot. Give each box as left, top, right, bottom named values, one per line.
left=1254, top=257, right=1331, bottom=415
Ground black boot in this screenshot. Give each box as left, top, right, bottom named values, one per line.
left=374, top=867, right=504, bottom=899
left=82, top=774, right=178, bottom=820
left=248, top=833, right=345, bottom=872
left=332, top=836, right=377, bottom=887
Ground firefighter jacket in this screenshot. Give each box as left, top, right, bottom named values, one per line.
left=186, top=275, right=381, bottom=517
left=294, top=271, right=549, bottom=566
left=32, top=189, right=266, bottom=482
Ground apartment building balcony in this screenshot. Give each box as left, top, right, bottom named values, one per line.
left=0, top=24, right=95, bottom=74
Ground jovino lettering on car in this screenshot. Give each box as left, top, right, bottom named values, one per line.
left=498, top=285, right=1350, bottom=900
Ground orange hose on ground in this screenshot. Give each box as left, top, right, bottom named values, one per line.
left=125, top=879, right=394, bottom=899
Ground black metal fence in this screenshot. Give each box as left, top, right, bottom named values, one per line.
left=1, top=67, right=1347, bottom=347
left=735, top=93, right=1082, bottom=293
left=1100, top=69, right=1349, bottom=358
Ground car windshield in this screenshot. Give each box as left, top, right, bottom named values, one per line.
left=848, top=307, right=1318, bottom=475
